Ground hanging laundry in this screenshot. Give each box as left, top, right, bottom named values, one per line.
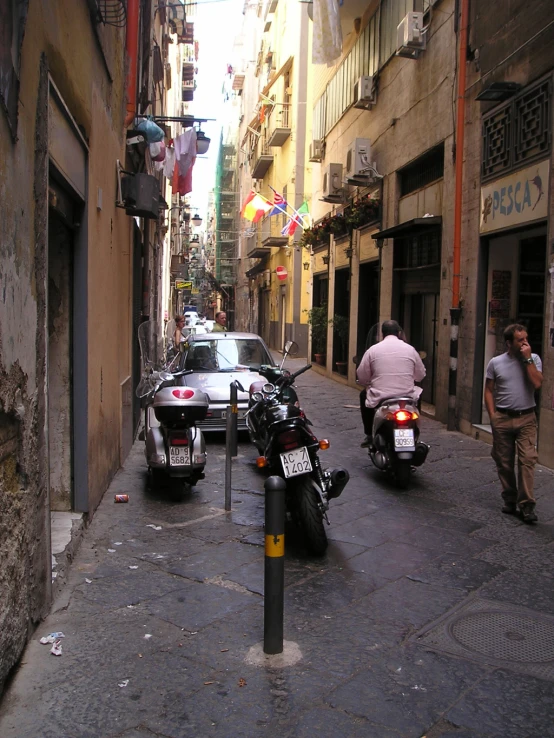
left=163, top=146, right=176, bottom=179
left=174, top=129, right=197, bottom=178
left=172, top=155, right=196, bottom=196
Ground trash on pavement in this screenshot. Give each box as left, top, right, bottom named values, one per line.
left=40, top=632, right=65, bottom=644
left=50, top=640, right=63, bottom=656
left=146, top=524, right=162, bottom=530
left=129, top=565, right=138, bottom=570
left=85, top=578, right=92, bottom=584
left=114, top=494, right=129, bottom=503
left=238, top=678, right=247, bottom=687
left=108, top=549, right=116, bottom=553
left=118, top=679, right=129, bottom=688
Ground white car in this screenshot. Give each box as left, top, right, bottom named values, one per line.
left=177, top=332, right=276, bottom=432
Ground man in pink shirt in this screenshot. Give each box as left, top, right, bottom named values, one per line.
left=356, top=320, right=426, bottom=447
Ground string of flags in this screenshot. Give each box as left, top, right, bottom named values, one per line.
left=240, top=187, right=311, bottom=235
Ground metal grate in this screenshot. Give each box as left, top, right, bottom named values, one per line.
left=514, top=78, right=551, bottom=165
left=414, top=598, right=554, bottom=681
left=482, top=75, right=552, bottom=181
left=399, top=145, right=445, bottom=196
left=482, top=105, right=511, bottom=179
left=94, top=0, right=127, bottom=27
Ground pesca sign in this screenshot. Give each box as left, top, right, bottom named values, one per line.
left=480, top=159, right=549, bottom=234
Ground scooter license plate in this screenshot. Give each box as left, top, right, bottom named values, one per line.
left=394, top=428, right=415, bottom=451
left=169, top=446, right=191, bottom=466
left=280, top=447, right=312, bottom=478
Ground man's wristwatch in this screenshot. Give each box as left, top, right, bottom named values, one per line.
left=523, top=357, right=534, bottom=365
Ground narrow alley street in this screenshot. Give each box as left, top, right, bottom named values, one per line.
left=1, top=361, right=553, bottom=738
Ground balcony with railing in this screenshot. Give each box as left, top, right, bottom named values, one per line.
left=250, top=134, right=273, bottom=179
left=267, top=103, right=291, bottom=147
left=246, top=223, right=269, bottom=259
left=261, top=214, right=288, bottom=247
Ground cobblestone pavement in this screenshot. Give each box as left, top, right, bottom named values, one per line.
left=1, top=359, right=554, bottom=738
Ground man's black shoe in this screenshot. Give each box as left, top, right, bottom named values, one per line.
left=521, top=506, right=538, bottom=524
left=360, top=436, right=372, bottom=448
left=501, top=503, right=517, bottom=515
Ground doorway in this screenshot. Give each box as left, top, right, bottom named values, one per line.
left=400, top=292, right=438, bottom=404
left=48, top=210, right=74, bottom=511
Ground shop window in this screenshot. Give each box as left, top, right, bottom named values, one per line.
left=393, top=229, right=441, bottom=269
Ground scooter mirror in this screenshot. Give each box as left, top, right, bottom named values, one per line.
left=284, top=340, right=299, bottom=356
left=234, top=380, right=245, bottom=393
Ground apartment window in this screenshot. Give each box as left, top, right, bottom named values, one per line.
left=399, top=144, right=445, bottom=196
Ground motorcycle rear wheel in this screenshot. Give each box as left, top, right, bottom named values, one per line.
left=292, top=476, right=328, bottom=556
left=394, top=461, right=411, bottom=489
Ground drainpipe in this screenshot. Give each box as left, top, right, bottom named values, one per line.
left=124, top=0, right=140, bottom=129
left=448, top=0, right=469, bottom=431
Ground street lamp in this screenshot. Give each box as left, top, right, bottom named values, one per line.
left=191, top=213, right=202, bottom=227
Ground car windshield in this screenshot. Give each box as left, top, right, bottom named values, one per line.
left=184, top=338, right=273, bottom=372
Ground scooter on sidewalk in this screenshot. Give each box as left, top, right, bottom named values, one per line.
left=136, top=321, right=209, bottom=498
left=244, top=341, right=349, bottom=555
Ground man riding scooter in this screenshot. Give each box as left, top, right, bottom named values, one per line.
left=357, top=320, right=426, bottom=448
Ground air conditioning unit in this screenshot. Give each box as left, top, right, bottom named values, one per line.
left=353, top=76, right=376, bottom=109
left=322, top=163, right=343, bottom=202
left=396, top=12, right=427, bottom=59
left=309, top=139, right=323, bottom=162
left=345, top=138, right=372, bottom=180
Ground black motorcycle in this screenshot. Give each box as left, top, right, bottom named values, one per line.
left=245, top=342, right=349, bottom=555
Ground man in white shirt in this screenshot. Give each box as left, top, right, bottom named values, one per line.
left=484, top=323, right=542, bottom=523
left=357, top=320, right=426, bottom=448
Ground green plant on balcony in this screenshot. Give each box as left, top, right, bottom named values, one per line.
left=344, top=196, right=380, bottom=230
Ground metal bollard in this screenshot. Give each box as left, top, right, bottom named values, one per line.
left=263, top=476, right=286, bottom=655
left=230, top=381, right=238, bottom=458
left=224, top=409, right=232, bottom=511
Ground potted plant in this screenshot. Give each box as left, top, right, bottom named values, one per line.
left=330, top=314, right=349, bottom=374
left=306, top=304, right=329, bottom=364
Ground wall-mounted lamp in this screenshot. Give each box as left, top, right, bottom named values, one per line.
left=322, top=255, right=330, bottom=265
left=303, top=261, right=310, bottom=270
left=475, top=81, right=521, bottom=102
left=191, top=213, right=202, bottom=227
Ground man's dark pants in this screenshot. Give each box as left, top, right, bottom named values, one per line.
left=360, top=389, right=375, bottom=436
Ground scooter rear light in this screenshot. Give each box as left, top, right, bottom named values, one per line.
left=395, top=410, right=411, bottom=422
left=319, top=439, right=330, bottom=450
left=170, top=434, right=189, bottom=445
left=276, top=430, right=300, bottom=450
left=256, top=456, right=268, bottom=468
left=172, top=388, right=195, bottom=400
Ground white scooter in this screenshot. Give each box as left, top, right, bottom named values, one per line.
left=136, top=321, right=209, bottom=498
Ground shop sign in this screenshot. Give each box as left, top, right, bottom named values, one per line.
left=480, top=159, right=549, bottom=233
left=175, top=280, right=192, bottom=290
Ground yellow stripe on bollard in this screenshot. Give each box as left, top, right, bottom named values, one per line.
left=265, top=534, right=284, bottom=557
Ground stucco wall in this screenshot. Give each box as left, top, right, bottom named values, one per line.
left=0, top=0, right=132, bottom=692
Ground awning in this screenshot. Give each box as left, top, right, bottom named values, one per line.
left=372, top=216, right=442, bottom=240
left=206, top=271, right=230, bottom=298
left=245, top=255, right=269, bottom=278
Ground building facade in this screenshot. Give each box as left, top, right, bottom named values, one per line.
left=0, top=0, right=199, bottom=693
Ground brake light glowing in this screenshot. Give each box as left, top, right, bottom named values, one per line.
left=256, top=456, right=268, bottom=468
left=395, top=410, right=411, bottom=422
left=319, top=439, right=330, bottom=450
left=172, top=389, right=195, bottom=400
